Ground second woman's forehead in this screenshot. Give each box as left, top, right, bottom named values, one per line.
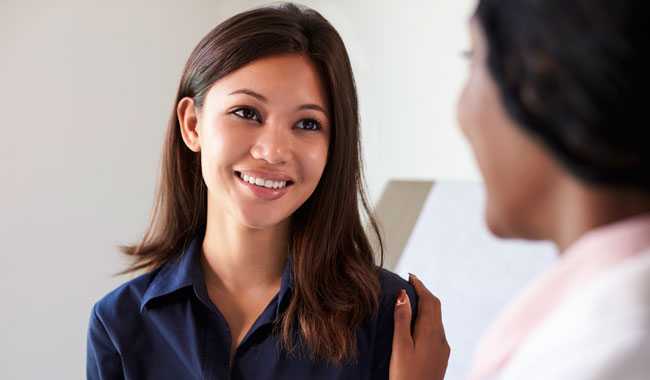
left=205, top=54, right=330, bottom=112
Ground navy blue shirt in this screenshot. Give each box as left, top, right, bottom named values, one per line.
left=86, top=237, right=417, bottom=380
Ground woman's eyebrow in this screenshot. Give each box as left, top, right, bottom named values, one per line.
left=298, top=104, right=327, bottom=116
left=229, top=88, right=268, bottom=102
left=230, top=88, right=327, bottom=117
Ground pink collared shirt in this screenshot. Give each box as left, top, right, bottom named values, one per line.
left=469, top=213, right=650, bottom=380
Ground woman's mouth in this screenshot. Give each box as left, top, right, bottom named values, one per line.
left=234, top=171, right=294, bottom=200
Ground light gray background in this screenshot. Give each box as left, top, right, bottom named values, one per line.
left=1, top=1, right=553, bottom=379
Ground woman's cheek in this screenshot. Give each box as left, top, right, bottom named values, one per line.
left=307, top=141, right=328, bottom=184
left=198, top=122, right=233, bottom=190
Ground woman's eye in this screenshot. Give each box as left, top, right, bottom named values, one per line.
left=296, top=119, right=321, bottom=131
left=232, top=107, right=260, bottom=122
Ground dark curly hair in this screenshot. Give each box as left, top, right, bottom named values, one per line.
left=476, top=0, right=649, bottom=190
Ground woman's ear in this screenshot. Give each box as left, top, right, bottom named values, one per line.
left=177, top=97, right=201, bottom=152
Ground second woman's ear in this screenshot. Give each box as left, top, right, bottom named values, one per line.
left=177, top=97, right=201, bottom=152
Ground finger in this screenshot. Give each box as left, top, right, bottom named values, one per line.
left=392, top=288, right=414, bottom=354
left=409, top=274, right=445, bottom=340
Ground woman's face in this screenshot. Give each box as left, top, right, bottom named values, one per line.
left=181, top=54, right=330, bottom=230
left=457, top=20, right=559, bottom=239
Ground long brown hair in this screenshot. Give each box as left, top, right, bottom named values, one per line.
left=121, top=3, right=384, bottom=364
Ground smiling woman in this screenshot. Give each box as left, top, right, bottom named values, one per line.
left=177, top=54, right=331, bottom=227
left=86, top=3, right=416, bottom=380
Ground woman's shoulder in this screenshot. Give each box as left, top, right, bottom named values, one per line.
left=87, top=268, right=166, bottom=361
left=90, top=268, right=161, bottom=328
left=376, top=268, right=418, bottom=317
left=360, top=268, right=418, bottom=376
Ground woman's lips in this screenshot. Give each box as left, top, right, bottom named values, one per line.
left=234, top=171, right=292, bottom=201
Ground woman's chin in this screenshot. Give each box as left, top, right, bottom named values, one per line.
left=485, top=206, right=515, bottom=239
left=235, top=210, right=290, bottom=231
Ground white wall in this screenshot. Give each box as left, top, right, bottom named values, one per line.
left=1, top=1, right=478, bottom=378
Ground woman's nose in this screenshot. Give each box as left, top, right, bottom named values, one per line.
left=249, top=123, right=292, bottom=165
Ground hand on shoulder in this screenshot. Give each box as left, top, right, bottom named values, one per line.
left=389, top=274, right=450, bottom=380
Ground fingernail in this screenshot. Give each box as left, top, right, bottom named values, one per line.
left=396, top=289, right=407, bottom=306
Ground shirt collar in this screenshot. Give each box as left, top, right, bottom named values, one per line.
left=140, top=236, right=203, bottom=312
left=140, top=232, right=295, bottom=315
left=561, top=212, right=650, bottom=265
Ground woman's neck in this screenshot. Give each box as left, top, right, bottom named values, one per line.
left=550, top=182, right=650, bottom=252
left=201, top=207, right=290, bottom=292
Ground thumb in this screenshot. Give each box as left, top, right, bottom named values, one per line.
left=392, top=289, right=414, bottom=354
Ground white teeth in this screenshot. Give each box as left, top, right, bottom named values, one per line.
left=238, top=172, right=288, bottom=190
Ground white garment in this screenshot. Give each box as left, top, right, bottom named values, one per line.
left=496, top=249, right=650, bottom=380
